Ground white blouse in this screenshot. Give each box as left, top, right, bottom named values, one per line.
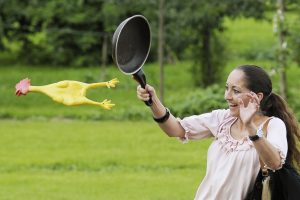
left=178, top=109, right=287, bottom=200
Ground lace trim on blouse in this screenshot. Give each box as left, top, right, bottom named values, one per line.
left=216, top=117, right=254, bottom=153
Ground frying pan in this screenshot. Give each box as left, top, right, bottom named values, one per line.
left=112, top=15, right=152, bottom=106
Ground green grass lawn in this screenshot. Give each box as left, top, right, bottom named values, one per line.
left=0, top=120, right=211, bottom=200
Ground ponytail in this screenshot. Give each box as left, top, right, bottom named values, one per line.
left=261, top=92, right=300, bottom=168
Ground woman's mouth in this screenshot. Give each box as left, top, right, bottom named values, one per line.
left=229, top=104, right=238, bottom=108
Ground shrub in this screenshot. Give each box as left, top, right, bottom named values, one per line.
left=168, top=84, right=227, bottom=118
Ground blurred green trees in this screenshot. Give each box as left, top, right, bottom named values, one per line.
left=1, top=0, right=112, bottom=66
left=0, top=0, right=299, bottom=87
left=167, top=0, right=265, bottom=87
left=0, top=0, right=154, bottom=66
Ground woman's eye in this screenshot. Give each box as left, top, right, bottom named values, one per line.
left=233, top=89, right=240, bottom=94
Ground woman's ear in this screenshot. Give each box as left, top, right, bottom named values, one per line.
left=257, top=92, right=264, bottom=102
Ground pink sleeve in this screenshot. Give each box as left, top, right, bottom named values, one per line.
left=266, top=117, right=288, bottom=169
left=177, top=109, right=230, bottom=142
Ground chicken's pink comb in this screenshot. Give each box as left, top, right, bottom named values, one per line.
left=16, top=78, right=31, bottom=96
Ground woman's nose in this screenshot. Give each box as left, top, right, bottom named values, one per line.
left=224, top=91, right=232, bottom=100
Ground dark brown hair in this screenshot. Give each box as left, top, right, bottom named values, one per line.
left=237, top=64, right=300, bottom=168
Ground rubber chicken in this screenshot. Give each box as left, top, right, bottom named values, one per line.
left=15, top=78, right=119, bottom=110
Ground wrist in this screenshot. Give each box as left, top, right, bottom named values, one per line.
left=153, top=107, right=170, bottom=123
left=249, top=126, right=264, bottom=142
left=150, top=96, right=164, bottom=113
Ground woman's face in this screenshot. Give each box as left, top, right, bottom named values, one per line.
left=224, top=69, right=251, bottom=117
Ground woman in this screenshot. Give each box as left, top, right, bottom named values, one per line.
left=136, top=65, right=300, bottom=200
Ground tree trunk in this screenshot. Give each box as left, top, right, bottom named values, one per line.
left=158, top=0, right=165, bottom=103
left=276, top=0, right=287, bottom=99
left=202, top=28, right=212, bottom=87
left=101, top=34, right=108, bottom=80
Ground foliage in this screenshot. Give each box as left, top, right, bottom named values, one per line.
left=4, top=0, right=299, bottom=90
left=1, top=0, right=299, bottom=89
left=169, top=84, right=228, bottom=118
left=0, top=0, right=122, bottom=66
left=0, top=1, right=264, bottom=75
left=241, top=45, right=276, bottom=61
left=289, top=14, right=300, bottom=66
left=163, top=0, right=265, bottom=87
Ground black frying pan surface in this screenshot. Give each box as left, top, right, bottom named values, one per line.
left=112, top=15, right=151, bottom=75
left=112, top=15, right=152, bottom=106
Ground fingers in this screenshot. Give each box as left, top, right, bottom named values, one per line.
left=137, top=84, right=155, bottom=101
left=242, top=91, right=260, bottom=110
left=247, top=92, right=260, bottom=106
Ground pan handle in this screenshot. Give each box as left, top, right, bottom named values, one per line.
left=133, top=70, right=153, bottom=106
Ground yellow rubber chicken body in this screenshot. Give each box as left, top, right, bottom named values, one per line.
left=16, top=78, right=119, bottom=110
